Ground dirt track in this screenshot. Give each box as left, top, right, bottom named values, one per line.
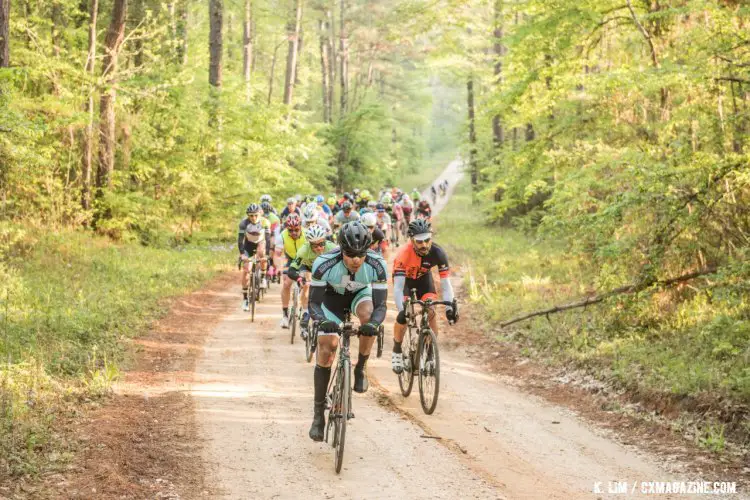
left=189, top=160, right=699, bottom=499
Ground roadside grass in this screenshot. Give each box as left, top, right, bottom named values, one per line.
left=396, top=148, right=457, bottom=194
left=436, top=180, right=750, bottom=450
left=0, top=227, right=231, bottom=478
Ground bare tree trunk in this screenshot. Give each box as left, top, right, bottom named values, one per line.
left=51, top=1, right=63, bottom=58
left=268, top=40, right=284, bottom=105
left=339, top=0, right=348, bottom=115
left=319, top=18, right=331, bottom=123
left=177, top=1, right=188, bottom=65
left=0, top=0, right=9, bottom=67
left=467, top=76, right=478, bottom=189
left=226, top=10, right=234, bottom=61
left=491, top=0, right=504, bottom=149
left=81, top=0, right=98, bottom=210
left=208, top=0, right=223, bottom=133
left=283, top=0, right=303, bottom=107
left=96, top=0, right=127, bottom=193
left=133, top=0, right=144, bottom=67
left=243, top=0, right=253, bottom=101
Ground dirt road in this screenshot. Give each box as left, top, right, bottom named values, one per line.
left=190, top=160, right=688, bottom=499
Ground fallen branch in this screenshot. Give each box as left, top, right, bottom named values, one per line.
left=499, top=267, right=717, bottom=328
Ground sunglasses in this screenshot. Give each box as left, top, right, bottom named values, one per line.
left=414, top=238, right=431, bottom=245
left=310, top=241, right=326, bottom=248
left=343, top=251, right=367, bottom=259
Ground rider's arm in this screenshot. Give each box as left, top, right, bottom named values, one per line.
left=366, top=254, right=389, bottom=325
left=237, top=223, right=245, bottom=253
left=434, top=245, right=455, bottom=303
left=393, top=275, right=406, bottom=311
left=309, top=257, right=329, bottom=323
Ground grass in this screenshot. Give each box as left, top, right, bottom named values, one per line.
left=436, top=179, right=750, bottom=450
left=0, top=227, right=231, bottom=478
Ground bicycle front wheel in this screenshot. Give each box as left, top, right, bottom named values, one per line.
left=305, top=323, right=314, bottom=362
left=418, top=328, right=440, bottom=415
left=398, top=329, right=415, bottom=397
left=376, top=325, right=384, bottom=358
left=249, top=267, right=257, bottom=323
left=290, top=287, right=298, bottom=344
left=333, top=361, right=350, bottom=474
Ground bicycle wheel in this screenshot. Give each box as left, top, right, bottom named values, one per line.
left=289, top=286, right=298, bottom=344
left=418, top=328, right=440, bottom=415
left=249, top=265, right=257, bottom=323
left=397, top=329, right=415, bottom=397
left=305, top=322, right=314, bottom=362
left=333, top=361, right=350, bottom=474
left=376, top=325, right=384, bottom=358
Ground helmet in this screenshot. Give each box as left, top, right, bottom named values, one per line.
left=367, top=200, right=377, bottom=208
left=286, top=197, right=295, bottom=205
left=295, top=194, right=303, bottom=202
left=246, top=203, right=261, bottom=215
left=306, top=194, right=315, bottom=203
left=376, top=203, right=385, bottom=212
left=360, top=190, right=371, bottom=200
left=381, top=193, right=393, bottom=202
left=342, top=201, right=353, bottom=211
left=286, top=213, right=302, bottom=229
left=343, top=192, right=352, bottom=201
left=327, top=197, right=336, bottom=206
left=338, top=222, right=372, bottom=255
left=402, top=194, right=410, bottom=201
left=352, top=188, right=360, bottom=196
left=260, top=194, right=272, bottom=203
left=408, top=218, right=432, bottom=238
left=305, top=224, right=327, bottom=242
left=361, top=212, right=377, bottom=228
left=303, top=204, right=318, bottom=221
left=316, top=195, right=325, bottom=203
left=260, top=201, right=272, bottom=213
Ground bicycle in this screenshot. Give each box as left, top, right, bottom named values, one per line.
left=324, top=310, right=357, bottom=474
left=376, top=324, right=385, bottom=358
left=397, top=288, right=455, bottom=415
left=240, top=254, right=263, bottom=322
left=289, top=280, right=305, bottom=344
left=305, top=319, right=318, bottom=363
left=389, top=223, right=399, bottom=247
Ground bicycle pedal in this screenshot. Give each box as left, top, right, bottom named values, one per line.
left=347, top=412, right=355, bottom=419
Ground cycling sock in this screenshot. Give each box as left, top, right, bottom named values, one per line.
left=243, top=289, right=248, bottom=300
left=354, top=353, right=369, bottom=374
left=393, top=341, right=402, bottom=354
left=283, top=307, right=289, bottom=317
left=314, top=365, right=331, bottom=403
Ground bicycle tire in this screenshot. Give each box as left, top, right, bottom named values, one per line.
left=305, top=323, right=314, bottom=362
left=397, top=328, right=415, bottom=397
left=249, top=264, right=257, bottom=323
left=290, top=286, right=298, bottom=344
left=334, top=361, right=349, bottom=474
left=376, top=325, right=384, bottom=358
left=418, top=328, right=440, bottom=415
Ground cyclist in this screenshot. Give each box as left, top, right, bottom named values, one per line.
left=260, top=194, right=277, bottom=214
left=307, top=222, right=388, bottom=441
left=287, top=224, right=336, bottom=338
left=391, top=199, right=404, bottom=239
left=316, top=195, right=332, bottom=217
left=375, top=203, right=392, bottom=242
left=430, top=184, right=437, bottom=204
left=303, top=203, right=332, bottom=236
left=416, top=199, right=432, bottom=220
left=391, top=219, right=458, bottom=373
left=334, top=201, right=360, bottom=229
left=261, top=201, right=281, bottom=282
left=281, top=197, right=301, bottom=221
left=411, top=187, right=421, bottom=202
left=326, top=196, right=339, bottom=216
left=400, top=194, right=414, bottom=223
left=362, top=212, right=387, bottom=257
left=238, top=204, right=271, bottom=310
left=357, top=190, right=372, bottom=210
left=274, top=214, right=307, bottom=328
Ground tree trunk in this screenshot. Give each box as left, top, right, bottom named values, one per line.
left=133, top=0, right=144, bottom=67
left=81, top=0, right=98, bottom=210
left=0, top=0, right=9, bottom=67
left=96, top=0, right=127, bottom=193
left=467, top=76, right=478, bottom=189
left=208, top=0, right=223, bottom=131
left=283, top=0, right=303, bottom=107
left=243, top=0, right=253, bottom=101
left=491, top=0, right=504, bottom=149
left=177, top=1, right=188, bottom=65
left=339, top=0, right=348, bottom=115
left=319, top=19, right=331, bottom=122
left=209, top=0, right=223, bottom=89
left=267, top=40, right=284, bottom=105
left=226, top=11, right=234, bottom=61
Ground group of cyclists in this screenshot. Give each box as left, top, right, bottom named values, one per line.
left=236, top=184, right=458, bottom=442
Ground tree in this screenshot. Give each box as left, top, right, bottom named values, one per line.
left=0, top=0, right=9, bottom=67
left=96, top=0, right=128, bottom=192
left=283, top=0, right=303, bottom=107
left=208, top=0, right=223, bottom=131
left=243, top=0, right=253, bottom=101
left=81, top=0, right=98, bottom=209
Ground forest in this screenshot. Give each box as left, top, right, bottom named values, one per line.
left=0, top=0, right=749, bottom=480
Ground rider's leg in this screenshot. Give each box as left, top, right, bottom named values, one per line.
left=310, top=310, right=341, bottom=441
left=427, top=307, right=439, bottom=335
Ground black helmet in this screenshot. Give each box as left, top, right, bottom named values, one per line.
left=343, top=192, right=352, bottom=201
left=338, top=221, right=372, bottom=255
left=246, top=203, right=261, bottom=214
left=342, top=201, right=352, bottom=210
left=260, top=201, right=272, bottom=213
left=408, top=218, right=432, bottom=238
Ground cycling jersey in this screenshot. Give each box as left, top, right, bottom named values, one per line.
left=275, top=228, right=307, bottom=260
left=335, top=210, right=360, bottom=225
left=290, top=240, right=338, bottom=273
left=309, top=249, right=388, bottom=326
left=238, top=216, right=271, bottom=250
left=375, top=212, right=391, bottom=229
left=393, top=243, right=452, bottom=319
left=303, top=215, right=332, bottom=235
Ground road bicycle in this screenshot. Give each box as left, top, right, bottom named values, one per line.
left=289, top=280, right=303, bottom=344
left=240, top=254, right=263, bottom=322
left=324, top=310, right=357, bottom=474
left=397, top=288, right=455, bottom=414
left=305, top=319, right=318, bottom=363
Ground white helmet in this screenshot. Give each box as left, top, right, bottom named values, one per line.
left=260, top=194, right=272, bottom=203
left=303, top=204, right=319, bottom=222
left=305, top=224, right=327, bottom=242
left=361, top=212, right=377, bottom=228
